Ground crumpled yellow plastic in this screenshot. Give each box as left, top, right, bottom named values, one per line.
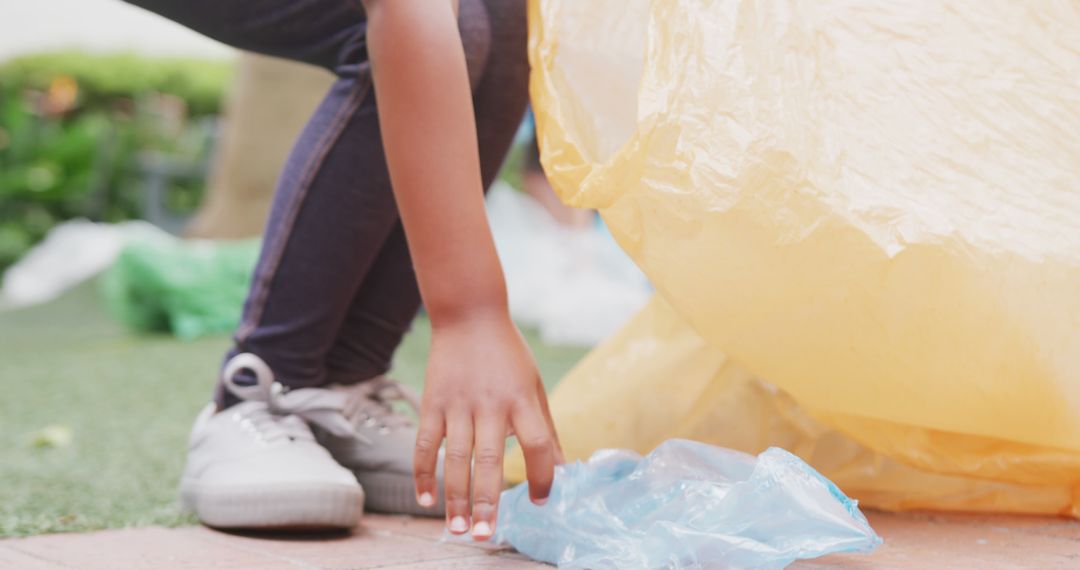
left=510, top=298, right=1080, bottom=516
left=508, top=0, right=1080, bottom=515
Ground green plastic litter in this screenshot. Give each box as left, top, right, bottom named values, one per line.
left=102, top=237, right=259, bottom=339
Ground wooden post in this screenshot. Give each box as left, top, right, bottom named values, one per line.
left=185, top=53, right=335, bottom=239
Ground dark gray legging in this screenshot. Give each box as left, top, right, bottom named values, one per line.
left=123, top=0, right=529, bottom=403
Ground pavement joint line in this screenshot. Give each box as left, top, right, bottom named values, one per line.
left=4, top=542, right=72, bottom=568
left=186, top=527, right=327, bottom=569
left=191, top=523, right=490, bottom=570
left=1007, top=526, right=1080, bottom=544
left=364, top=552, right=504, bottom=570
left=358, top=525, right=481, bottom=550
left=364, top=523, right=444, bottom=541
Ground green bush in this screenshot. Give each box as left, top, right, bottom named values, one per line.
left=0, top=52, right=232, bottom=117
left=0, top=52, right=234, bottom=272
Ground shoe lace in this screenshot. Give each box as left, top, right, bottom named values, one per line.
left=229, top=401, right=313, bottom=444
left=340, top=376, right=421, bottom=433
left=223, top=353, right=357, bottom=440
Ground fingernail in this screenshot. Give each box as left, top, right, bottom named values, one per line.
left=418, top=492, right=435, bottom=507
left=449, top=516, right=469, bottom=534
left=533, top=496, right=548, bottom=506
left=472, top=521, right=492, bottom=538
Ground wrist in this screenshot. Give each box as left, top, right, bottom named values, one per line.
left=426, top=291, right=510, bottom=331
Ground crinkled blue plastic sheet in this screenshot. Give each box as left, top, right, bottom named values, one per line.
left=492, top=440, right=880, bottom=569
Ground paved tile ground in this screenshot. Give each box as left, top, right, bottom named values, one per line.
left=2, top=510, right=1078, bottom=569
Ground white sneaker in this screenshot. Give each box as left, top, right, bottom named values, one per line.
left=313, top=377, right=446, bottom=517
left=179, top=353, right=365, bottom=529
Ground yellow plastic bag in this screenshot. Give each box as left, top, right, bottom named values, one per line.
left=510, top=0, right=1080, bottom=514
left=509, top=298, right=1079, bottom=516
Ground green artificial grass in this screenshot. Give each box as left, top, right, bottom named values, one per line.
left=0, top=282, right=588, bottom=537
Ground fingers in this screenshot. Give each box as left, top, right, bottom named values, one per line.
left=414, top=408, right=445, bottom=509
left=511, top=401, right=556, bottom=505
left=471, top=413, right=507, bottom=541
left=443, top=411, right=474, bottom=535
left=536, top=381, right=566, bottom=465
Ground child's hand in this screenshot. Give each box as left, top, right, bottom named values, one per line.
left=413, top=309, right=562, bottom=541
left=364, top=0, right=559, bottom=540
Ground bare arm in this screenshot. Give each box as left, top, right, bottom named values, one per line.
left=362, top=0, right=560, bottom=540
left=364, top=0, right=502, bottom=321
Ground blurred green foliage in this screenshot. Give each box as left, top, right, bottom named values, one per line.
left=0, top=52, right=232, bottom=116
left=0, top=52, right=233, bottom=272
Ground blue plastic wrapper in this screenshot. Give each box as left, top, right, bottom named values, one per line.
left=492, top=440, right=880, bottom=569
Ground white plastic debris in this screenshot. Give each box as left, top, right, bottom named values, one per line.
left=487, top=183, right=651, bottom=346
left=0, top=219, right=166, bottom=310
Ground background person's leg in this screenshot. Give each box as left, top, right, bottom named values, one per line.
left=324, top=0, right=531, bottom=386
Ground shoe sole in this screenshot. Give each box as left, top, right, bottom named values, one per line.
left=180, top=480, right=364, bottom=530
left=354, top=471, right=445, bottom=517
